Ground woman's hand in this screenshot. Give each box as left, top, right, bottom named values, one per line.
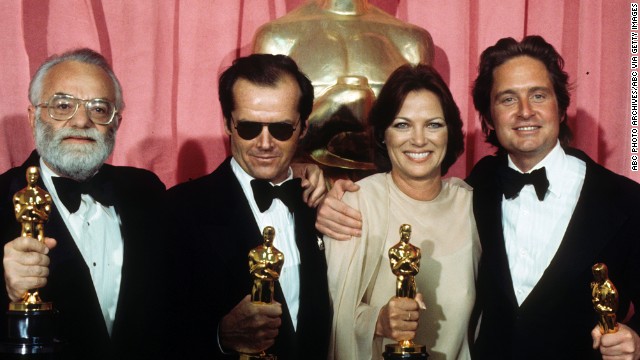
left=375, top=293, right=426, bottom=341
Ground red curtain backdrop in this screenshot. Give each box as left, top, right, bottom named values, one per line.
left=1, top=0, right=637, bottom=186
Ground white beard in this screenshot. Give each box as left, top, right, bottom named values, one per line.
left=34, top=117, right=116, bottom=181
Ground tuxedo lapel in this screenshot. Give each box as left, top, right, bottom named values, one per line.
left=42, top=205, right=94, bottom=279
left=106, top=165, right=137, bottom=339
left=292, top=198, right=318, bottom=324
left=290, top=194, right=331, bottom=357
left=221, top=161, right=264, bottom=251
left=487, top=190, right=519, bottom=310
left=473, top=155, right=519, bottom=310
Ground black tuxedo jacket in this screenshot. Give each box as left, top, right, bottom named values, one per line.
left=166, top=157, right=331, bottom=359
left=0, top=151, right=166, bottom=360
left=467, top=148, right=640, bottom=359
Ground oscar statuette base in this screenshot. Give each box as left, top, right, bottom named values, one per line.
left=383, top=342, right=429, bottom=360
left=238, top=353, right=276, bottom=360
left=0, top=302, right=63, bottom=359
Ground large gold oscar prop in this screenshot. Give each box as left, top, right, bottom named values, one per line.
left=1, top=167, right=60, bottom=357
left=591, top=263, right=619, bottom=334
left=253, top=0, right=434, bottom=183
left=383, top=224, right=428, bottom=359
left=239, top=226, right=284, bottom=360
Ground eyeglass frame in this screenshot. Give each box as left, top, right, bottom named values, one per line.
left=231, top=117, right=301, bottom=141
left=35, top=93, right=119, bottom=125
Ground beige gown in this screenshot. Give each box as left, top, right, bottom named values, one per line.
left=325, top=173, right=481, bottom=360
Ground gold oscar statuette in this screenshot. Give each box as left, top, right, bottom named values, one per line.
left=591, top=263, right=619, bottom=334
left=383, top=224, right=428, bottom=360
left=11, top=167, right=53, bottom=312
left=1, top=166, right=61, bottom=355
left=240, top=226, right=284, bottom=360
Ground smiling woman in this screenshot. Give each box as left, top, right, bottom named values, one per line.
left=385, top=89, right=448, bottom=201
left=324, top=64, right=480, bottom=360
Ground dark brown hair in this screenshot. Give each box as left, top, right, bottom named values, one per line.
left=218, top=54, right=313, bottom=130
left=472, top=35, right=572, bottom=152
left=370, top=64, right=464, bottom=175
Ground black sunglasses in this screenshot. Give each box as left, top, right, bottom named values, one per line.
left=233, top=120, right=298, bottom=141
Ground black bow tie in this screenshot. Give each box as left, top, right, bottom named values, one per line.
left=499, top=166, right=549, bottom=201
left=250, top=178, right=301, bottom=213
left=52, top=172, right=115, bottom=213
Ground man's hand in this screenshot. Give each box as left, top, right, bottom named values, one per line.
left=3, top=236, right=56, bottom=302
left=219, top=295, right=283, bottom=354
left=592, top=323, right=640, bottom=360
left=375, top=293, right=426, bottom=341
left=315, top=179, right=362, bottom=240
left=291, top=163, right=327, bottom=208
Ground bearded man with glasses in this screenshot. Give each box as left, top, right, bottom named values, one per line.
left=166, top=53, right=331, bottom=359
left=0, top=48, right=166, bottom=359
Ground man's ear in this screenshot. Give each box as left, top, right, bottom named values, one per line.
left=298, top=121, right=308, bottom=139
left=560, top=111, right=567, bottom=123
left=114, top=114, right=123, bottom=130
left=224, top=118, right=232, bottom=136
left=28, top=105, right=37, bottom=131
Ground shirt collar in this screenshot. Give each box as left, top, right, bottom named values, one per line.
left=507, top=141, right=565, bottom=197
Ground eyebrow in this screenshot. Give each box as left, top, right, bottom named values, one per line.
left=52, top=92, right=114, bottom=101
left=232, top=116, right=298, bottom=124
left=493, top=86, right=552, bottom=101
left=394, top=116, right=445, bottom=122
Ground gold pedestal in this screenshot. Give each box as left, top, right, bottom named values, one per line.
left=239, top=352, right=276, bottom=360
left=9, top=301, right=53, bottom=312
left=383, top=340, right=428, bottom=359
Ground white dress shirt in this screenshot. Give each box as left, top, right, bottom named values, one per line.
left=502, top=142, right=586, bottom=305
left=230, top=158, right=301, bottom=330
left=40, top=160, right=124, bottom=336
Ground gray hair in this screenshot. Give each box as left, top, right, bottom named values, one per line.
left=28, top=48, right=125, bottom=113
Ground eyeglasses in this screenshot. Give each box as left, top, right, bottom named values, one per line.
left=232, top=119, right=298, bottom=141
left=36, top=94, right=118, bottom=125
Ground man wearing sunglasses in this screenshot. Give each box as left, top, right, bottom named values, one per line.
left=166, top=54, right=331, bottom=359
left=0, top=48, right=166, bottom=359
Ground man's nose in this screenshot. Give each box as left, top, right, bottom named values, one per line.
left=518, top=99, right=534, bottom=119
left=256, top=125, right=274, bottom=149
left=67, top=103, right=94, bottom=128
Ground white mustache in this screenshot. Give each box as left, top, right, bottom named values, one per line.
left=51, top=128, right=101, bottom=143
